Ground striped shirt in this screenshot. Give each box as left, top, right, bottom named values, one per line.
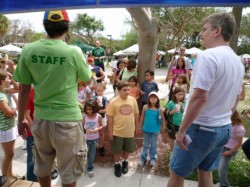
left=0, top=91, right=15, bottom=131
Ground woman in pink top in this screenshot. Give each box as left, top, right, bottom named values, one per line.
left=218, top=110, right=245, bottom=187
left=168, top=57, right=189, bottom=101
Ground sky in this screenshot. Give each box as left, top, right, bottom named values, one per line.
left=4, top=8, right=131, bottom=40
left=4, top=7, right=250, bottom=40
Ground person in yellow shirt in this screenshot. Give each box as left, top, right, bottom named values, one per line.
left=107, top=80, right=139, bottom=177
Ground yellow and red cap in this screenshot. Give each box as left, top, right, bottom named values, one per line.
left=43, top=10, right=69, bottom=22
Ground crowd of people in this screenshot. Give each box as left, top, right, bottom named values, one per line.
left=0, top=9, right=250, bottom=187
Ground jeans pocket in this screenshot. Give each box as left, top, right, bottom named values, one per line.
left=73, top=148, right=88, bottom=176
left=193, top=127, right=217, bottom=150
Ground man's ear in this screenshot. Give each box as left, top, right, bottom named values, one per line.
left=214, top=27, right=222, bottom=37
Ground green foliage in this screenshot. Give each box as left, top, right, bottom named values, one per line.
left=151, top=7, right=217, bottom=50
left=237, top=44, right=250, bottom=55
left=0, top=14, right=10, bottom=44
left=185, top=150, right=250, bottom=187
left=70, top=13, right=104, bottom=44
left=121, top=28, right=138, bottom=49
left=237, top=13, right=250, bottom=54
left=4, top=19, right=42, bottom=44
left=238, top=82, right=250, bottom=113
left=240, top=13, right=250, bottom=39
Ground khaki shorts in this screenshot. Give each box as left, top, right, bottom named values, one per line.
left=111, top=136, right=135, bottom=154
left=31, top=118, right=87, bottom=184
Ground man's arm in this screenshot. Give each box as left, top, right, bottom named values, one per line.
left=232, top=94, right=240, bottom=114
left=17, top=84, right=31, bottom=138
left=177, top=88, right=208, bottom=151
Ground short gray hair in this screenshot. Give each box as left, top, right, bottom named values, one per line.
left=202, top=12, right=236, bottom=42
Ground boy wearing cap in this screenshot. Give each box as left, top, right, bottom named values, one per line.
left=107, top=80, right=139, bottom=177
left=14, top=10, right=91, bottom=187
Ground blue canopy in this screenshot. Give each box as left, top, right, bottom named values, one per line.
left=1, top=0, right=249, bottom=14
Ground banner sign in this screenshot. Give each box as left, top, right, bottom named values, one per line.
left=1, top=0, right=249, bottom=13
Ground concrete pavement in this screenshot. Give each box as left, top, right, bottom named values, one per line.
left=1, top=136, right=199, bottom=187
left=0, top=67, right=201, bottom=186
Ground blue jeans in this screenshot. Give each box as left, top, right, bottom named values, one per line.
left=218, top=147, right=237, bottom=187
left=140, top=132, right=159, bottom=162
left=86, top=139, right=98, bottom=172
left=170, top=124, right=231, bottom=177
left=26, top=136, right=37, bottom=181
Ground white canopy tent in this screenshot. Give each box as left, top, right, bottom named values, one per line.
left=168, top=47, right=203, bottom=55
left=158, top=50, right=165, bottom=55
left=122, top=44, right=139, bottom=55
left=0, top=44, right=22, bottom=55
left=185, top=47, right=203, bottom=55
left=167, top=48, right=177, bottom=54
left=113, top=50, right=124, bottom=56
left=240, top=54, right=250, bottom=59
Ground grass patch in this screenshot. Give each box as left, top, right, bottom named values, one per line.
left=185, top=150, right=250, bottom=187
left=238, top=82, right=250, bottom=113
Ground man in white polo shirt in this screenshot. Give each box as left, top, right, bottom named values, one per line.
left=167, top=12, right=244, bottom=187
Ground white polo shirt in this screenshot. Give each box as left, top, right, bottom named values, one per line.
left=185, top=46, right=244, bottom=127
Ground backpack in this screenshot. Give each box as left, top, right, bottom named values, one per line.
left=163, top=108, right=176, bottom=139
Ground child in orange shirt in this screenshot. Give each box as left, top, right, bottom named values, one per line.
left=128, top=76, right=140, bottom=100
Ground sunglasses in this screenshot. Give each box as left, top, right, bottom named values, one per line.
left=1, top=61, right=6, bottom=64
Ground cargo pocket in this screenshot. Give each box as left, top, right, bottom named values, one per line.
left=73, top=148, right=88, bottom=176
left=54, top=122, right=78, bottom=146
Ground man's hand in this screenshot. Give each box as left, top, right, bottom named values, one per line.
left=245, top=109, right=250, bottom=120
left=222, top=151, right=232, bottom=156
left=176, top=129, right=188, bottom=151
left=18, top=119, right=30, bottom=139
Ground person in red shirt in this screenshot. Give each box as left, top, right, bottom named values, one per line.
left=25, top=88, right=59, bottom=181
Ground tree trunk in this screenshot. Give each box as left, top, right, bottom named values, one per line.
left=230, top=7, right=243, bottom=52
left=126, top=8, right=160, bottom=83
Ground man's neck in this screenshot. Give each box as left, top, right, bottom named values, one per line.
left=206, top=37, right=229, bottom=49
left=46, top=35, right=65, bottom=40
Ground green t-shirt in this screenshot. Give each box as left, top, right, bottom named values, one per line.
left=13, top=39, right=91, bottom=121
left=92, top=47, right=105, bottom=65
left=119, top=68, right=137, bottom=81
left=0, top=92, right=15, bottom=131
left=166, top=100, right=186, bottom=126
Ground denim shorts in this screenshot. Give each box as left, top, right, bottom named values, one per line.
left=170, top=123, right=231, bottom=177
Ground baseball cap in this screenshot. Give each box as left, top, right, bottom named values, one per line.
left=87, top=57, right=94, bottom=62
left=43, top=10, right=69, bottom=22
left=148, top=91, right=159, bottom=98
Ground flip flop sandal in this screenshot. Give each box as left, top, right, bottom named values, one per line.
left=51, top=169, right=59, bottom=180
left=0, top=176, right=7, bottom=186
left=13, top=175, right=25, bottom=180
